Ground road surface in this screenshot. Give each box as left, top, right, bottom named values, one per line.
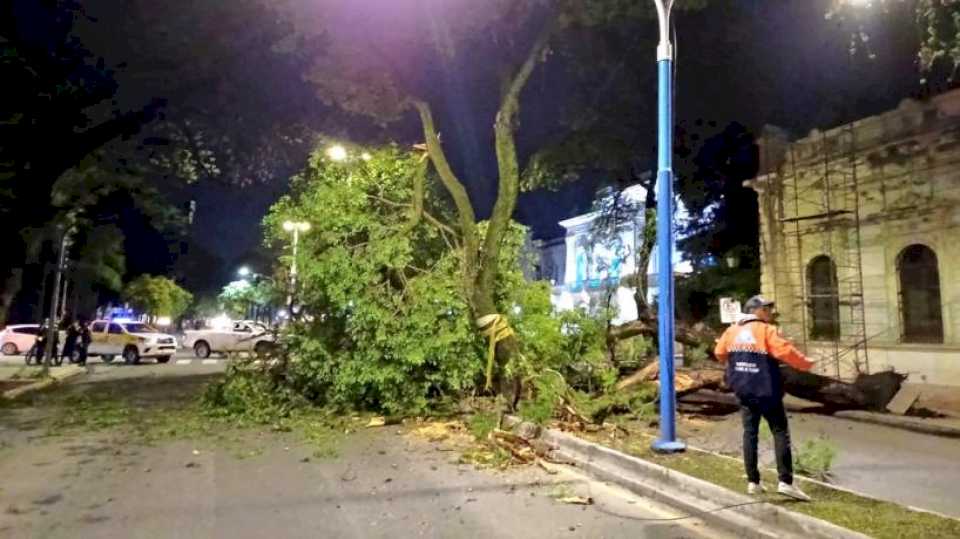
left=0, top=363, right=728, bottom=538
left=682, top=409, right=960, bottom=518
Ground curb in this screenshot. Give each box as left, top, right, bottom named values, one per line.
left=833, top=410, right=960, bottom=439
left=1, top=365, right=86, bottom=400
left=520, top=421, right=869, bottom=539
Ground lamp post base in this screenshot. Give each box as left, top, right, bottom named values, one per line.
left=651, top=439, right=686, bottom=454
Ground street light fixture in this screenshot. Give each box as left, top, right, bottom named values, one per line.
left=238, top=266, right=251, bottom=278
left=725, top=253, right=740, bottom=269
left=651, top=0, right=685, bottom=454
left=326, top=144, right=348, bottom=162
left=282, top=220, right=311, bottom=313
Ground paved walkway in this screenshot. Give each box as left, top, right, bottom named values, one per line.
left=681, top=412, right=960, bottom=518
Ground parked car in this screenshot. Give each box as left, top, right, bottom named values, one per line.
left=87, top=320, right=178, bottom=364
left=0, top=324, right=41, bottom=355
left=182, top=320, right=276, bottom=358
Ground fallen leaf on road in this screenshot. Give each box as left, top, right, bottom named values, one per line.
left=367, top=417, right=387, bottom=428
left=409, top=421, right=468, bottom=443
left=185, top=462, right=198, bottom=468
left=558, top=496, right=594, bottom=506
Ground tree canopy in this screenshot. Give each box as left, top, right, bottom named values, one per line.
left=123, top=275, right=193, bottom=321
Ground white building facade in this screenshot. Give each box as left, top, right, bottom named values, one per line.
left=534, top=185, right=691, bottom=325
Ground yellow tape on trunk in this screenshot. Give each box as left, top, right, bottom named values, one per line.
left=476, top=314, right=515, bottom=391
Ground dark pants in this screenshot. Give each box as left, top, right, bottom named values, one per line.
left=740, top=396, right=794, bottom=485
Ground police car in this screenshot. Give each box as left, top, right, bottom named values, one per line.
left=88, top=319, right=178, bottom=364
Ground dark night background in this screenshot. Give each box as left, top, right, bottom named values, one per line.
left=2, top=0, right=949, bottom=319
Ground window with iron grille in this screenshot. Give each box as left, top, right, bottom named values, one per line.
left=808, top=255, right=840, bottom=340
left=897, top=244, right=943, bottom=344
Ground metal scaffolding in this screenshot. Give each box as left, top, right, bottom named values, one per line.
left=771, top=123, right=870, bottom=378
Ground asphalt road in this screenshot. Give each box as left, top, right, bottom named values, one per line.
left=0, top=348, right=229, bottom=368
left=683, top=410, right=960, bottom=518
left=0, top=365, right=728, bottom=539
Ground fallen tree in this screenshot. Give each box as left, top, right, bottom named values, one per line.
left=612, top=320, right=906, bottom=413
left=616, top=359, right=905, bottom=412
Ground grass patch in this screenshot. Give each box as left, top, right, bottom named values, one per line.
left=580, top=430, right=960, bottom=539
left=467, top=411, right=498, bottom=440
left=760, top=424, right=838, bottom=481
left=793, top=437, right=838, bottom=482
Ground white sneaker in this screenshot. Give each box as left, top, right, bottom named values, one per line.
left=778, top=481, right=811, bottom=501
left=747, top=482, right=766, bottom=495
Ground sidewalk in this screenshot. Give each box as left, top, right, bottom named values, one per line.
left=679, top=411, right=960, bottom=518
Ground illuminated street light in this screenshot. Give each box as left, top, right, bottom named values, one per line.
left=238, top=266, right=251, bottom=278
left=326, top=144, right=348, bottom=162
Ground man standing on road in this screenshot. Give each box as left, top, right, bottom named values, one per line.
left=714, top=295, right=814, bottom=501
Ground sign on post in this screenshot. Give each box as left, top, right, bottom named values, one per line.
left=719, top=297, right=741, bottom=324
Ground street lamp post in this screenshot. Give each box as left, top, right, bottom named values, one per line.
left=43, top=225, right=74, bottom=368
left=282, top=221, right=311, bottom=313
left=652, top=0, right=684, bottom=453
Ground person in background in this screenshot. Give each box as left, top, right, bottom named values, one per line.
left=714, top=295, right=815, bottom=501
left=61, top=319, right=80, bottom=364
left=26, top=319, right=49, bottom=365
left=77, top=319, right=92, bottom=366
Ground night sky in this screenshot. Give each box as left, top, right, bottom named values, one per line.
left=20, top=0, right=946, bottom=290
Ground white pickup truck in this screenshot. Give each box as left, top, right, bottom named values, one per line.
left=182, top=321, right=276, bottom=358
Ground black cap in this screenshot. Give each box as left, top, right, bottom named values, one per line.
left=743, top=295, right=775, bottom=313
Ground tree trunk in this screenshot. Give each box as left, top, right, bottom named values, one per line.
left=414, top=17, right=556, bottom=404
left=611, top=317, right=905, bottom=412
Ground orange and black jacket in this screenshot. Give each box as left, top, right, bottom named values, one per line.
left=714, top=316, right=813, bottom=399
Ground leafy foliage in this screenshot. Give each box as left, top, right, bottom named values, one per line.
left=70, top=225, right=126, bottom=293
left=264, top=146, right=483, bottom=414
left=218, top=279, right=274, bottom=319
left=827, top=0, right=960, bottom=75
left=123, top=274, right=193, bottom=320
left=794, top=436, right=839, bottom=481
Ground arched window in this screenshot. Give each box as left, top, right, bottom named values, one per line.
left=898, top=245, right=943, bottom=343
left=808, top=256, right=840, bottom=340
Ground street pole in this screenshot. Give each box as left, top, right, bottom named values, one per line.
left=652, top=0, right=684, bottom=453
left=287, top=227, right=300, bottom=312
left=43, top=226, right=72, bottom=368
left=58, top=273, right=69, bottom=321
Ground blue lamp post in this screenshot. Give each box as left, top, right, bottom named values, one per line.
left=652, top=0, right=685, bottom=453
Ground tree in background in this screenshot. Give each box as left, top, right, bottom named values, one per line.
left=67, top=225, right=127, bottom=318
left=123, top=275, right=192, bottom=323
left=218, top=279, right=273, bottom=320
left=827, top=0, right=960, bottom=76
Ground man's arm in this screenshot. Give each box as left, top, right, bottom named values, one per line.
left=765, top=325, right=814, bottom=371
